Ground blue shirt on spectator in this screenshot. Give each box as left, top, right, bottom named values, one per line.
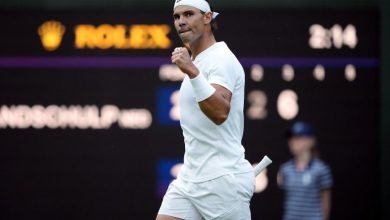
left=279, top=159, right=333, bottom=220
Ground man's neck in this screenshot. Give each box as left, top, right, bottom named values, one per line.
left=189, top=33, right=216, bottom=60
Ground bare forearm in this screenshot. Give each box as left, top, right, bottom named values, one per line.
left=188, top=71, right=231, bottom=125
left=199, top=92, right=230, bottom=125
left=321, top=190, right=331, bottom=220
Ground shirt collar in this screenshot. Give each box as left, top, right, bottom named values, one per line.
left=193, top=41, right=226, bottom=63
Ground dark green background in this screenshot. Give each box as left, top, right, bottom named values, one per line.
left=0, top=0, right=388, bottom=219
left=0, top=0, right=380, bottom=9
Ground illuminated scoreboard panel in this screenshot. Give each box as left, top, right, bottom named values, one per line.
left=0, top=10, right=379, bottom=220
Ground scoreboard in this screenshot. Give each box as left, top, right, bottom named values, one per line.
left=0, top=10, right=379, bottom=220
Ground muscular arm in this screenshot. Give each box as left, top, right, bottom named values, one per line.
left=171, top=47, right=232, bottom=125
left=320, top=189, right=331, bottom=220
left=198, top=84, right=231, bottom=125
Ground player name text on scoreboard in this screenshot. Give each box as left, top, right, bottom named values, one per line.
left=0, top=105, right=152, bottom=129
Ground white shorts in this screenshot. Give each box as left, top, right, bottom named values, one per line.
left=158, top=172, right=256, bottom=220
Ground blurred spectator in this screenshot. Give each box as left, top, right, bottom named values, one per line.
left=278, top=122, right=333, bottom=220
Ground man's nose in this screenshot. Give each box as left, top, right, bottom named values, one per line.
left=178, top=16, right=186, bottom=27
left=179, top=22, right=186, bottom=27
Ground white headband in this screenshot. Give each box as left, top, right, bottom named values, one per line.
left=174, top=0, right=219, bottom=19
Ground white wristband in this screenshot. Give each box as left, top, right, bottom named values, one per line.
left=190, top=73, right=216, bottom=102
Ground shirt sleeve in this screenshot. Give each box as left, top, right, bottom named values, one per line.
left=207, top=61, right=237, bottom=93
left=278, top=164, right=287, bottom=190
left=318, top=164, right=333, bottom=190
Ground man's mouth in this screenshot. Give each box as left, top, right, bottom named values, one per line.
left=179, top=29, right=191, bottom=34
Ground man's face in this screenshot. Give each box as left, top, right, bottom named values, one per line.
left=173, top=6, right=209, bottom=44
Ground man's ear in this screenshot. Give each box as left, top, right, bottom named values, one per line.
left=203, top=12, right=213, bottom=25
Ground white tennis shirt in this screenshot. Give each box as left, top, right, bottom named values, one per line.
left=178, top=42, right=253, bottom=182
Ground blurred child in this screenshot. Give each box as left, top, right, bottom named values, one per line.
left=278, top=122, right=333, bottom=220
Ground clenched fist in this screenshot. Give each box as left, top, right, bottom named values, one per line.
left=171, top=47, right=199, bottom=79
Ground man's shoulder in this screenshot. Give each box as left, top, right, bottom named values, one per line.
left=210, top=46, right=243, bottom=74
left=212, top=42, right=238, bottom=61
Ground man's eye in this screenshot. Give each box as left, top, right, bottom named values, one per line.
left=173, top=15, right=180, bottom=20
left=185, top=12, right=192, bottom=17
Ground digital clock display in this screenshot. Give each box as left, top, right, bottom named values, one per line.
left=0, top=10, right=379, bottom=219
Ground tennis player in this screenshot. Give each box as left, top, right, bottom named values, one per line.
left=156, top=0, right=255, bottom=219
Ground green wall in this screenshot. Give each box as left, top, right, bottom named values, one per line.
left=0, top=0, right=379, bottom=9
left=381, top=0, right=390, bottom=219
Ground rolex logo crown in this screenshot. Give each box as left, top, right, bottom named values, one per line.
left=38, top=20, right=65, bottom=51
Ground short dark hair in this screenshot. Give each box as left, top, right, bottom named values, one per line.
left=203, top=0, right=218, bottom=32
